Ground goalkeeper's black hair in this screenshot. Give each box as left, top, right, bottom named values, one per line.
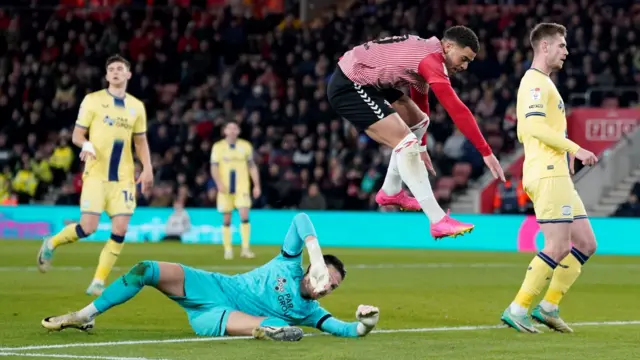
left=305, top=254, right=347, bottom=280
left=324, top=254, right=347, bottom=280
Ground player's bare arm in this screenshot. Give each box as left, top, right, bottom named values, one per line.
left=72, top=125, right=96, bottom=162
left=209, top=163, right=226, bottom=194
left=248, top=159, right=261, bottom=199
left=133, top=134, right=154, bottom=195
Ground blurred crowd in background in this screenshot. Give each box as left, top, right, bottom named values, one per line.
left=0, top=0, right=637, bottom=216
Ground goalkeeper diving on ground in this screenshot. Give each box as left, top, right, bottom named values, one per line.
left=41, top=213, right=380, bottom=341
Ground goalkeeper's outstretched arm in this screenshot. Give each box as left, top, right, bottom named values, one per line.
left=281, top=213, right=318, bottom=258
left=281, top=213, right=330, bottom=294
left=305, top=305, right=380, bottom=338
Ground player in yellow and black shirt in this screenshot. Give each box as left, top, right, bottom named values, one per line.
left=37, top=55, right=154, bottom=297
left=501, top=23, right=599, bottom=334
left=210, top=121, right=262, bottom=260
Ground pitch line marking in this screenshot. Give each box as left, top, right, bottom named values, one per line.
left=0, top=352, right=165, bottom=360
left=1, top=262, right=639, bottom=273
left=2, top=320, right=640, bottom=352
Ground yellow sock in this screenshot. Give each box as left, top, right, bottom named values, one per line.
left=222, top=225, right=232, bottom=252
left=543, top=249, right=586, bottom=306
left=93, top=237, right=124, bottom=283
left=240, top=222, right=250, bottom=250
left=514, top=253, right=557, bottom=309
left=50, top=223, right=87, bottom=249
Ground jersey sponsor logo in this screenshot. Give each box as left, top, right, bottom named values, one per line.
left=274, top=277, right=287, bottom=293
left=561, top=205, right=572, bottom=216
left=81, top=200, right=90, bottom=210
left=103, top=115, right=133, bottom=130
left=278, top=293, right=294, bottom=314
left=274, top=277, right=294, bottom=315
left=530, top=88, right=541, bottom=101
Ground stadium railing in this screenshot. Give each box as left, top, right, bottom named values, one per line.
left=569, top=86, right=640, bottom=107
left=574, top=126, right=640, bottom=211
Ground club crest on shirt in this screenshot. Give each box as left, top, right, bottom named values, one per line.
left=274, top=277, right=287, bottom=293
left=530, top=88, right=541, bottom=101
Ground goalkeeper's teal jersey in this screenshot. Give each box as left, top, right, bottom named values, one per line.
left=214, top=214, right=331, bottom=329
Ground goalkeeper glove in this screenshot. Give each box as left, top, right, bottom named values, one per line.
left=355, top=304, right=380, bottom=336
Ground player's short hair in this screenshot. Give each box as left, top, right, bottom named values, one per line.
left=324, top=254, right=347, bottom=280
left=106, top=54, right=131, bottom=70
left=224, top=120, right=239, bottom=129
left=529, top=23, right=567, bottom=48
left=443, top=26, right=480, bottom=53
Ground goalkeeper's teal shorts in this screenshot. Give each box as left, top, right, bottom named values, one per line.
left=169, top=265, right=234, bottom=336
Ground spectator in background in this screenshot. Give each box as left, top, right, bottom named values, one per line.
left=614, top=193, right=640, bottom=218
left=164, top=199, right=191, bottom=241
left=49, top=134, right=74, bottom=187
left=299, top=183, right=327, bottom=210
left=12, top=157, right=38, bottom=204
left=493, top=171, right=529, bottom=214
left=31, top=150, right=53, bottom=199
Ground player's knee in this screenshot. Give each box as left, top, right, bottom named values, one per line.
left=125, top=261, right=160, bottom=287
left=110, top=233, right=125, bottom=244
left=78, top=222, right=97, bottom=236
left=393, top=132, right=419, bottom=153
left=577, top=239, right=597, bottom=257
left=545, top=241, right=572, bottom=261
left=79, top=213, right=100, bottom=234
left=222, top=213, right=232, bottom=227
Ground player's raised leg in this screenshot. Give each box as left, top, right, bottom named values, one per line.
left=502, top=178, right=573, bottom=333
left=366, top=113, right=463, bottom=231
left=532, top=193, right=596, bottom=332
left=377, top=94, right=428, bottom=212
left=378, top=94, right=453, bottom=231
left=37, top=178, right=103, bottom=273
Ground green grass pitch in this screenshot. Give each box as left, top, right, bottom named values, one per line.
left=1, top=240, right=639, bottom=360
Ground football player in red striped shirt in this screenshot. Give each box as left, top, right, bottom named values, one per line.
left=328, top=26, right=505, bottom=239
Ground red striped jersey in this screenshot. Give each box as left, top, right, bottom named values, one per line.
left=337, top=35, right=451, bottom=94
